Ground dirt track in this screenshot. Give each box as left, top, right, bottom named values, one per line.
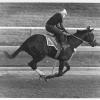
left=0, top=67, right=99, bottom=98
left=0, top=3, right=99, bottom=98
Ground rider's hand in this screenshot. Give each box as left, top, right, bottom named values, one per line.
left=63, top=29, right=69, bottom=35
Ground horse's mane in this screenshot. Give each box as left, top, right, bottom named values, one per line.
left=67, top=29, right=87, bottom=41
left=75, top=29, right=87, bottom=35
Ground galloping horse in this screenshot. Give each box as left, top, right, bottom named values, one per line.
left=4, top=26, right=97, bottom=81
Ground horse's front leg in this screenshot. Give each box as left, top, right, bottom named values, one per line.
left=62, top=60, right=70, bottom=75
left=58, top=60, right=65, bottom=75
left=45, top=60, right=65, bottom=79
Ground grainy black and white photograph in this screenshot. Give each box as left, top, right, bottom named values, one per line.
left=0, top=0, right=99, bottom=98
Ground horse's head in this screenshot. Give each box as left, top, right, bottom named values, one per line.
left=83, top=26, right=97, bottom=47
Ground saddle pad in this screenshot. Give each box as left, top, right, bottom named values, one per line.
left=44, top=34, right=60, bottom=50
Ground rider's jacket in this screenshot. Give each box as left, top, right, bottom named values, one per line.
left=46, top=13, right=62, bottom=26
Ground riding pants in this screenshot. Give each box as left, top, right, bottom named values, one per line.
left=45, top=24, right=66, bottom=45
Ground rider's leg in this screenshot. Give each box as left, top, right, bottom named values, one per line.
left=46, top=25, right=69, bottom=50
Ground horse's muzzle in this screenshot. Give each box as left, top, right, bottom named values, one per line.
left=90, top=39, right=97, bottom=47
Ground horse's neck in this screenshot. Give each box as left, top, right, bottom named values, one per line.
left=68, top=31, right=86, bottom=49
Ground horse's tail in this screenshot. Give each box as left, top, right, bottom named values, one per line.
left=4, top=46, right=23, bottom=59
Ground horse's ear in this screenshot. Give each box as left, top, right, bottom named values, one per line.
left=90, top=29, right=94, bottom=32
left=87, top=26, right=91, bottom=30
left=87, top=26, right=94, bottom=32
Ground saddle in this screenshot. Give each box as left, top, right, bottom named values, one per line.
left=43, top=33, right=62, bottom=58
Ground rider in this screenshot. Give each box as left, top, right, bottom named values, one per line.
left=45, top=8, right=69, bottom=50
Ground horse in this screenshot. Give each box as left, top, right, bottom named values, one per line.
left=4, top=26, right=97, bottom=81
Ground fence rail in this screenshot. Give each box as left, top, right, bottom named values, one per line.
left=0, top=27, right=100, bottom=30
left=0, top=27, right=99, bottom=51
left=0, top=46, right=100, bottom=51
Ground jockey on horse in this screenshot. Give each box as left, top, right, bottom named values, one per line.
left=45, top=8, right=69, bottom=51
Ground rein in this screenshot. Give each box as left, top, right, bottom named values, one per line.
left=64, top=31, right=93, bottom=45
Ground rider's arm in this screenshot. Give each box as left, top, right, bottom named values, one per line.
left=56, top=24, right=63, bottom=30
left=60, top=22, right=68, bottom=32
left=56, top=23, right=69, bottom=35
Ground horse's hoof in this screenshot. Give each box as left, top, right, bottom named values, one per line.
left=39, top=75, right=48, bottom=82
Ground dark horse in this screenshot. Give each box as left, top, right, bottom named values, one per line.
left=4, top=26, right=97, bottom=81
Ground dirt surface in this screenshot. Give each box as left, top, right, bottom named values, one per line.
left=0, top=69, right=99, bottom=98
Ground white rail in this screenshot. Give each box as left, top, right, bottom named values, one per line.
left=0, top=26, right=99, bottom=51
left=0, top=27, right=100, bottom=30
left=0, top=0, right=99, bottom=3
left=0, top=46, right=100, bottom=51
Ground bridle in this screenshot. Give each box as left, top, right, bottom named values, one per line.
left=64, top=29, right=96, bottom=46
left=86, top=31, right=96, bottom=45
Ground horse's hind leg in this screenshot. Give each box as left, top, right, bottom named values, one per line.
left=28, top=60, right=46, bottom=78
left=28, top=60, right=37, bottom=71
